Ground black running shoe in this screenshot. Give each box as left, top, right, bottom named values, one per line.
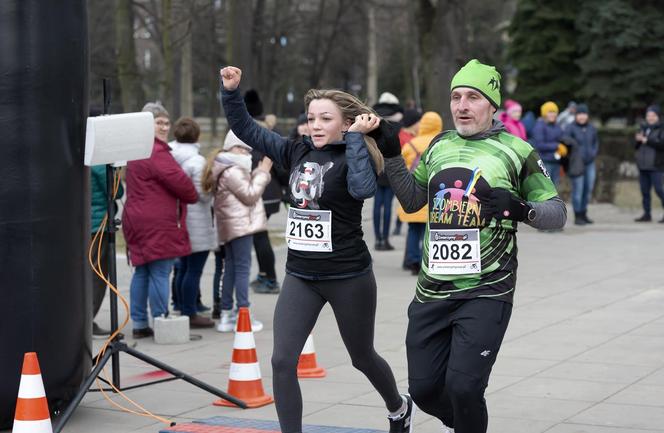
left=388, top=394, right=416, bottom=433
left=92, top=322, right=111, bottom=339
left=132, top=327, right=154, bottom=339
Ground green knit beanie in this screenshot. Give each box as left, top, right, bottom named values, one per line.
left=450, top=59, right=501, bottom=108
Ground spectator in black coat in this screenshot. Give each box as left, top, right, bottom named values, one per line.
left=562, top=104, right=599, bottom=225
left=634, top=104, right=664, bottom=222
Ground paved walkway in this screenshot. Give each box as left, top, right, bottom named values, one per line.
left=52, top=203, right=664, bottom=433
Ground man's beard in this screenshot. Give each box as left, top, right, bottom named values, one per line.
left=454, top=118, right=492, bottom=137
left=455, top=123, right=482, bottom=137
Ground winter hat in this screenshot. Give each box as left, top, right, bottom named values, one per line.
left=646, top=104, right=661, bottom=116
left=450, top=59, right=502, bottom=108
left=142, top=101, right=169, bottom=119
left=244, top=89, right=264, bottom=118
left=402, top=109, right=423, bottom=127
left=576, top=103, right=589, bottom=114
left=223, top=130, right=252, bottom=152
left=504, top=99, right=522, bottom=114
left=540, top=101, right=559, bottom=117
left=378, top=92, right=399, bottom=105
left=374, top=92, right=404, bottom=121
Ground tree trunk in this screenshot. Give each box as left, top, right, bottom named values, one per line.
left=179, top=23, right=193, bottom=117
left=261, top=0, right=288, bottom=113
left=226, top=0, right=255, bottom=89
left=207, top=0, right=220, bottom=138
left=160, top=0, right=174, bottom=112
left=405, top=4, right=421, bottom=109
left=309, top=0, right=347, bottom=88
left=114, top=0, right=144, bottom=111
left=366, top=4, right=377, bottom=105
left=416, top=0, right=467, bottom=126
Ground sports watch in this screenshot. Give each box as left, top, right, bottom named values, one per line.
left=526, top=204, right=537, bottom=222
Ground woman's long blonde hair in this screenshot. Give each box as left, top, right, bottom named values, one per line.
left=304, top=89, right=384, bottom=174
left=202, top=148, right=224, bottom=194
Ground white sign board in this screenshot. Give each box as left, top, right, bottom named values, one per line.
left=84, top=112, right=154, bottom=166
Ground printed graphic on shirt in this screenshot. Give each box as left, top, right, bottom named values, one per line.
left=289, top=161, right=334, bottom=209
left=429, top=167, right=490, bottom=229
left=537, top=159, right=550, bottom=178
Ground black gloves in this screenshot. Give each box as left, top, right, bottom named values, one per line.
left=479, top=188, right=531, bottom=222
left=367, top=120, right=402, bottom=158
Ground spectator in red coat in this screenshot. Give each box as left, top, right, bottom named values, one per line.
left=122, top=102, right=198, bottom=339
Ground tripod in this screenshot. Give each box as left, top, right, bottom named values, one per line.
left=53, top=93, right=246, bottom=433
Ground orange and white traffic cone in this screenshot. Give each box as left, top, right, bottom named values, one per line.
left=13, top=352, right=52, bottom=433
left=297, top=334, right=326, bottom=378
left=213, top=307, right=273, bottom=408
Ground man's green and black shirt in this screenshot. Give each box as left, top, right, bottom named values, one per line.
left=412, top=128, right=558, bottom=303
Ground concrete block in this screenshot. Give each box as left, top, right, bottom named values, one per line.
left=154, top=315, right=189, bottom=344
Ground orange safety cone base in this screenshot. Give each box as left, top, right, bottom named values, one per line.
left=297, top=350, right=326, bottom=378
left=213, top=394, right=273, bottom=408
left=297, top=366, right=327, bottom=378
left=214, top=379, right=273, bottom=408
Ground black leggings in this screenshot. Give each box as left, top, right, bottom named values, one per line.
left=271, top=272, right=402, bottom=433
left=253, top=230, right=276, bottom=280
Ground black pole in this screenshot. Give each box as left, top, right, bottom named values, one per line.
left=53, top=348, right=114, bottom=429
left=102, top=79, right=122, bottom=388
left=123, top=346, right=247, bottom=406
left=105, top=164, right=122, bottom=388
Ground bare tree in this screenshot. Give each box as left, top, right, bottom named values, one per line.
left=190, top=0, right=224, bottom=138
left=414, top=0, right=467, bottom=125
left=159, top=0, right=174, bottom=110
left=115, top=0, right=145, bottom=111
left=366, top=4, right=378, bottom=105
left=226, top=0, right=255, bottom=89
left=92, top=0, right=514, bottom=123
left=308, top=0, right=349, bottom=88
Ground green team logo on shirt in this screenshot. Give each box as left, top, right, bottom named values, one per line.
left=411, top=131, right=558, bottom=303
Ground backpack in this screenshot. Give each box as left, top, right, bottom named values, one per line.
left=407, top=141, right=422, bottom=173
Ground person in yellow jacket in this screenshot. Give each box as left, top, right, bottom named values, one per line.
left=398, top=111, right=443, bottom=274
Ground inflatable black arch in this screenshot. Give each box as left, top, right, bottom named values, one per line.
left=0, top=1, right=90, bottom=428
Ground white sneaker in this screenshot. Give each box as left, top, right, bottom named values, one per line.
left=250, top=318, right=263, bottom=333
left=216, top=310, right=236, bottom=333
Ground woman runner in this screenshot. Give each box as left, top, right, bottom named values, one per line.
left=220, top=66, right=415, bottom=433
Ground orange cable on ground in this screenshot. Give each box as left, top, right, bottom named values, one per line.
left=87, top=169, right=173, bottom=426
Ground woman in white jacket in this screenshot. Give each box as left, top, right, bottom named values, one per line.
left=203, top=131, right=272, bottom=332
left=170, top=117, right=217, bottom=328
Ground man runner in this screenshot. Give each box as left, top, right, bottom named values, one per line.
left=371, top=59, right=567, bottom=433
